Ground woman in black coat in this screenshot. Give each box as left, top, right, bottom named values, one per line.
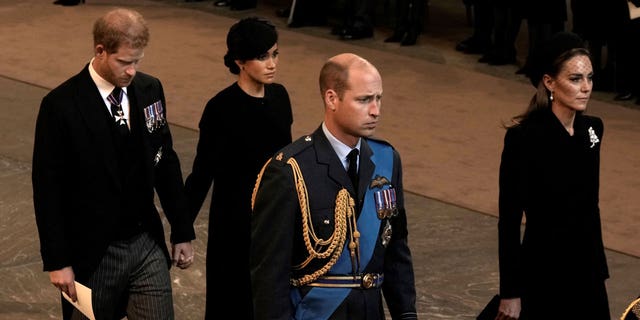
left=497, top=32, right=610, bottom=319
left=184, top=17, right=293, bottom=320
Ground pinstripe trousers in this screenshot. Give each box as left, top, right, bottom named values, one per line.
left=66, top=232, right=174, bottom=320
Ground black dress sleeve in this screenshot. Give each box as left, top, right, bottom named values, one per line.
left=498, top=127, right=526, bottom=298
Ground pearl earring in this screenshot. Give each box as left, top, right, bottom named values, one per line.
left=550, top=91, right=554, bottom=101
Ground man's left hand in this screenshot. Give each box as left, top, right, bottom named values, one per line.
left=172, top=242, right=194, bottom=269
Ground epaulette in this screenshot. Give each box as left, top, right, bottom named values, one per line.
left=252, top=134, right=314, bottom=210
left=271, top=134, right=314, bottom=164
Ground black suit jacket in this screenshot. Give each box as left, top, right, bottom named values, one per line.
left=32, top=64, right=195, bottom=279
left=250, top=126, right=417, bottom=320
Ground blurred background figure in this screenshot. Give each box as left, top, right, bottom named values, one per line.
left=332, top=0, right=377, bottom=40
left=610, top=0, right=640, bottom=103
left=385, top=0, right=427, bottom=46
left=279, top=0, right=329, bottom=28
left=477, top=0, right=522, bottom=66
left=53, top=0, right=83, bottom=5
left=213, top=0, right=257, bottom=11
left=455, top=0, right=493, bottom=56
left=516, top=0, right=567, bottom=75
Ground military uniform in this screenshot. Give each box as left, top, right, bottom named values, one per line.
left=250, top=126, right=417, bottom=320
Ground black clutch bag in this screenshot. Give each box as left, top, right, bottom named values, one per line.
left=477, top=294, right=500, bottom=320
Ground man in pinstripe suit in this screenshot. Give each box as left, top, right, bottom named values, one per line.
left=32, top=8, right=195, bottom=320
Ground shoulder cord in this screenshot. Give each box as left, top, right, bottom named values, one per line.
left=621, top=297, right=640, bottom=319
left=251, top=156, right=359, bottom=287
left=251, top=157, right=272, bottom=210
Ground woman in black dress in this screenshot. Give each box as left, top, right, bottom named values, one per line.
left=497, top=32, right=610, bottom=319
left=184, top=17, right=293, bottom=320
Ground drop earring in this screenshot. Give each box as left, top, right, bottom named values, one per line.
left=550, top=91, right=554, bottom=101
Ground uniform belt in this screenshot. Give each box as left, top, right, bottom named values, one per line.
left=306, top=273, right=384, bottom=289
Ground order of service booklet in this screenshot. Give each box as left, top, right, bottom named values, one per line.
left=61, top=281, right=95, bottom=320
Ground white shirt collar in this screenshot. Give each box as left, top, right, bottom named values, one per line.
left=322, top=122, right=361, bottom=170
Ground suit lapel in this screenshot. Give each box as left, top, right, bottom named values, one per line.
left=312, top=129, right=353, bottom=191
left=74, top=67, right=113, bottom=137
left=312, top=128, right=373, bottom=199
left=358, top=139, right=375, bottom=198
left=126, top=77, right=155, bottom=179
left=73, top=66, right=121, bottom=187
left=126, top=80, right=145, bottom=137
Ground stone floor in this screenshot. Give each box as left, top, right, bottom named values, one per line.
left=1, top=0, right=639, bottom=319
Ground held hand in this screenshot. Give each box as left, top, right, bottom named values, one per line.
left=172, top=242, right=194, bottom=269
left=49, top=266, right=77, bottom=302
left=496, top=297, right=521, bottom=320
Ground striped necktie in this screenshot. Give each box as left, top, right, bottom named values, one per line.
left=107, top=87, right=129, bottom=136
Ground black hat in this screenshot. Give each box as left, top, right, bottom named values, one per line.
left=526, top=32, right=587, bottom=87
left=224, top=17, right=278, bottom=74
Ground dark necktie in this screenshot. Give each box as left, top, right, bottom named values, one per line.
left=347, top=148, right=359, bottom=189
left=107, top=87, right=129, bottom=137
